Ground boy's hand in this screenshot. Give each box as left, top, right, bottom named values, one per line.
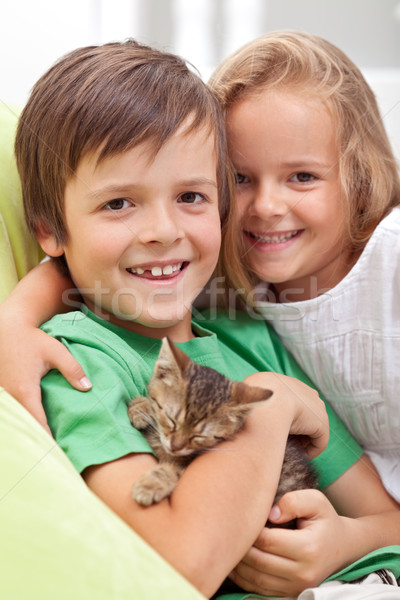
left=229, top=489, right=348, bottom=597
left=243, top=372, right=329, bottom=458
left=0, top=326, right=91, bottom=434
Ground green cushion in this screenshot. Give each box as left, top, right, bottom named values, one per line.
left=0, top=103, right=43, bottom=301
left=0, top=388, right=205, bottom=599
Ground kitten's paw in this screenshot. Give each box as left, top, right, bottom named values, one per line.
left=128, top=397, right=151, bottom=429
left=132, top=465, right=179, bottom=506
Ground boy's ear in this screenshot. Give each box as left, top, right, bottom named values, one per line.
left=35, top=222, right=65, bottom=257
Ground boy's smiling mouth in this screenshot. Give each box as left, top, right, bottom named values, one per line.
left=126, top=262, right=187, bottom=279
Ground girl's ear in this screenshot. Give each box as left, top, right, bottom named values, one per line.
left=35, top=222, right=65, bottom=257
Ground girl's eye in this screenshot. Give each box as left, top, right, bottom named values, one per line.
left=178, top=192, right=206, bottom=204
left=234, top=173, right=249, bottom=185
left=291, top=172, right=316, bottom=184
left=105, top=198, right=131, bottom=211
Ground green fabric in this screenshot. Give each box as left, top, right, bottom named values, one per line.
left=0, top=103, right=43, bottom=301
left=0, top=387, right=205, bottom=599
left=215, top=547, right=400, bottom=599
left=41, top=306, right=362, bottom=487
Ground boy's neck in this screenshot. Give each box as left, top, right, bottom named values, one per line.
left=85, top=301, right=196, bottom=343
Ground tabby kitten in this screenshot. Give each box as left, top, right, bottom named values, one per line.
left=128, top=338, right=318, bottom=509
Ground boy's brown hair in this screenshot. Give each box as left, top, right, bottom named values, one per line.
left=15, top=39, right=233, bottom=250
left=209, top=30, right=400, bottom=300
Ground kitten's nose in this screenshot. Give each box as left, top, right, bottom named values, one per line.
left=170, top=435, right=186, bottom=452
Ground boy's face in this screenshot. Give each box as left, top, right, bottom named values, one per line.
left=227, top=89, right=354, bottom=301
left=41, top=124, right=221, bottom=341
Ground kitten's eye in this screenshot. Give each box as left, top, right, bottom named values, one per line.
left=190, top=435, right=206, bottom=445
left=166, top=416, right=176, bottom=432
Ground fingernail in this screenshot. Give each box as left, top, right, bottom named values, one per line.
left=269, top=505, right=281, bottom=521
left=79, top=377, right=92, bottom=390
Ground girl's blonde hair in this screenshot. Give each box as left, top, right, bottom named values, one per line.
left=209, top=30, right=400, bottom=299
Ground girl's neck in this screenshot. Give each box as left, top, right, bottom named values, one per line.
left=269, top=248, right=361, bottom=303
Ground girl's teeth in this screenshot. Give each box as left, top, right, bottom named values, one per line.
left=151, top=266, right=163, bottom=276
left=253, top=231, right=298, bottom=243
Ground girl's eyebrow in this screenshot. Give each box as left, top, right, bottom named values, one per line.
left=279, top=159, right=332, bottom=170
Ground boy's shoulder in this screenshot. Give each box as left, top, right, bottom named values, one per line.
left=41, top=309, right=108, bottom=340
left=40, top=308, right=158, bottom=368
left=195, top=307, right=281, bottom=353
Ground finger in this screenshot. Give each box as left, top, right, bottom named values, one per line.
left=268, top=489, right=332, bottom=527
left=252, top=525, right=306, bottom=564
left=239, top=538, right=297, bottom=573
left=231, top=562, right=291, bottom=597
left=44, top=338, right=91, bottom=391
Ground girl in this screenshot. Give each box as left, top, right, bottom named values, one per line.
left=210, top=30, right=400, bottom=504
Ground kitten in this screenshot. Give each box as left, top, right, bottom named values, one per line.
left=128, top=338, right=318, bottom=510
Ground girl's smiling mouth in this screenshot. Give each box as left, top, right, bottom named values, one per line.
left=244, top=229, right=303, bottom=249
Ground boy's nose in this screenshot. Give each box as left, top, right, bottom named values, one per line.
left=142, top=206, right=183, bottom=246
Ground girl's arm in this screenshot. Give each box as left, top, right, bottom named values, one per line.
left=83, top=378, right=328, bottom=598
left=0, top=260, right=91, bottom=431
left=230, top=455, right=400, bottom=597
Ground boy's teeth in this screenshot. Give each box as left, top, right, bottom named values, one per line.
left=129, top=263, right=182, bottom=276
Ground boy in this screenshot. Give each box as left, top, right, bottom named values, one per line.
left=10, top=39, right=400, bottom=598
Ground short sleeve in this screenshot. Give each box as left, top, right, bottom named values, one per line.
left=42, top=337, right=154, bottom=473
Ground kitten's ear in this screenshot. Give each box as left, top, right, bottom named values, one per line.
left=165, top=338, right=191, bottom=372
left=153, top=337, right=190, bottom=383
left=231, top=381, right=273, bottom=406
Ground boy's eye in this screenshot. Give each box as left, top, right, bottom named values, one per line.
left=291, top=172, right=316, bottom=183
left=105, top=198, right=131, bottom=210
left=234, top=173, right=249, bottom=184
left=178, top=192, right=206, bottom=204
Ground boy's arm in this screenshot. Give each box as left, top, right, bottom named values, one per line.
left=229, top=455, right=400, bottom=597
left=83, top=385, right=326, bottom=599
left=0, top=260, right=91, bottom=431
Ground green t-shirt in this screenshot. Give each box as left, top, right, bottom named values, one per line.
left=41, top=307, right=362, bottom=486
left=41, top=307, right=400, bottom=597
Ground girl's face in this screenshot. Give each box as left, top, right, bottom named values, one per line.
left=226, top=89, right=355, bottom=301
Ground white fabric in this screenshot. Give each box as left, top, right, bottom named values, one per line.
left=255, top=207, right=400, bottom=502
left=298, top=571, right=400, bottom=599
left=244, top=571, right=400, bottom=599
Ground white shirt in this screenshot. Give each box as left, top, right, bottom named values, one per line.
left=256, top=207, right=400, bottom=502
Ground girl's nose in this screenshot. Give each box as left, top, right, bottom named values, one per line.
left=249, top=182, right=288, bottom=220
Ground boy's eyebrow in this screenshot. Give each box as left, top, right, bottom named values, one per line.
left=85, top=178, right=218, bottom=199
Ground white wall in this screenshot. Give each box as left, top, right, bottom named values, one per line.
left=1, top=0, right=400, bottom=158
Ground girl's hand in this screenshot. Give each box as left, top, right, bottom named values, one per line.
left=0, top=320, right=91, bottom=434
left=243, top=372, right=329, bottom=458
left=230, top=489, right=349, bottom=597
left=0, top=261, right=91, bottom=432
